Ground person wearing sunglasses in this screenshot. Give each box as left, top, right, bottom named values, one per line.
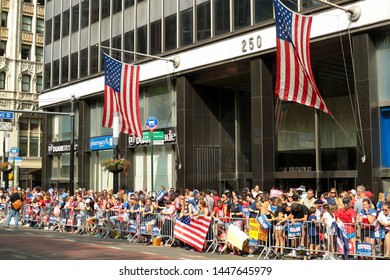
left=377, top=201, right=390, bottom=258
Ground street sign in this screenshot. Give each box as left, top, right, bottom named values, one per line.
left=0, top=111, right=14, bottom=132
left=10, top=147, right=19, bottom=155
left=8, top=156, right=22, bottom=167
left=143, top=131, right=164, bottom=145
left=145, top=116, right=158, bottom=131
left=0, top=112, right=14, bottom=119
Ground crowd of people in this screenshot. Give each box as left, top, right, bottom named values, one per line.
left=1, top=183, right=389, bottom=259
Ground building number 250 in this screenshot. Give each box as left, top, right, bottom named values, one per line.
left=242, top=35, right=262, bottom=53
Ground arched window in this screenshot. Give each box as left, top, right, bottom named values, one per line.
left=21, top=74, right=31, bottom=92
left=0, top=72, right=5, bottom=89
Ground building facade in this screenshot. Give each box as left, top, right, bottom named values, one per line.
left=0, top=0, right=44, bottom=189
left=40, top=0, right=390, bottom=197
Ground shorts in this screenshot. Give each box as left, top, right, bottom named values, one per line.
left=346, top=232, right=356, bottom=239
left=146, top=219, right=156, bottom=226
left=309, top=235, right=321, bottom=245
left=274, top=225, right=285, bottom=231
left=360, top=228, right=375, bottom=239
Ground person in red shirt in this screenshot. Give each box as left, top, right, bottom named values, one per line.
left=336, top=197, right=357, bottom=255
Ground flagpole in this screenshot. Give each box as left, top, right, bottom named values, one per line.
left=98, top=44, right=181, bottom=68
left=315, top=0, right=361, bottom=21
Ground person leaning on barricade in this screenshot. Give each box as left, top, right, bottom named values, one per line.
left=5, top=187, right=24, bottom=230
left=336, top=197, right=357, bottom=256
left=160, top=199, right=176, bottom=243
left=377, top=201, right=390, bottom=258
left=307, top=206, right=322, bottom=259
left=286, top=202, right=309, bottom=257
left=358, top=198, right=377, bottom=259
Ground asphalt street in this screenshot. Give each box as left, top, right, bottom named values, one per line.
left=0, top=225, right=246, bottom=260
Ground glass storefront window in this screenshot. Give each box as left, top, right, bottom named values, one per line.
left=90, top=149, right=113, bottom=191
left=90, top=97, right=113, bottom=137
left=51, top=106, right=79, bottom=142
left=134, top=145, right=175, bottom=192
left=52, top=154, right=78, bottom=179
left=144, top=83, right=176, bottom=129
left=276, top=103, right=315, bottom=172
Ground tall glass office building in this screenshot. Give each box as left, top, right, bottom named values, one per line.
left=40, top=0, right=390, bottom=197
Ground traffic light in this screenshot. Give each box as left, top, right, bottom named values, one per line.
left=8, top=173, right=13, bottom=180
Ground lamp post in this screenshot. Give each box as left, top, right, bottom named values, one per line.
left=3, top=132, right=9, bottom=190
left=113, top=111, right=119, bottom=194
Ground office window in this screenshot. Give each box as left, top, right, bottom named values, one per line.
left=61, top=55, right=69, bottom=84
left=54, top=14, right=61, bottom=41
left=81, top=0, right=89, bottom=29
left=36, top=18, right=44, bottom=34
left=70, top=52, right=78, bottom=80
left=80, top=48, right=88, bottom=78
left=102, top=0, right=110, bottom=19
left=35, top=47, right=43, bottom=62
left=1, top=12, right=8, bottom=27
left=137, top=26, right=147, bottom=60
left=113, top=0, right=122, bottom=14
left=254, top=0, right=273, bottom=24
left=197, top=1, right=211, bottom=42
left=21, top=44, right=31, bottom=60
left=72, top=4, right=79, bottom=33
left=124, top=30, right=134, bottom=62
left=90, top=45, right=98, bottom=75
left=45, top=19, right=52, bottom=45
left=165, top=14, right=176, bottom=51
left=125, top=0, right=134, bottom=8
left=36, top=76, right=43, bottom=92
left=62, top=10, right=70, bottom=37
left=151, top=20, right=161, bottom=55
left=214, top=0, right=230, bottom=36
left=91, top=0, right=100, bottom=24
left=234, top=0, right=250, bottom=30
left=19, top=118, right=42, bottom=157
left=21, top=74, right=31, bottom=92
left=180, top=8, right=193, bottom=47
left=100, top=40, right=109, bottom=72
left=52, top=59, right=59, bottom=86
left=0, top=40, right=6, bottom=56
left=37, top=0, right=45, bottom=5
left=0, top=72, right=5, bottom=89
left=44, top=63, right=51, bottom=89
left=112, top=35, right=122, bottom=60
left=22, top=16, right=32, bottom=32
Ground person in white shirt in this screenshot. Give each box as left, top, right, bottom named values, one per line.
left=377, top=201, right=390, bottom=258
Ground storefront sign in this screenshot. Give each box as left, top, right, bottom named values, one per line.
left=90, top=136, right=114, bottom=151
left=48, top=143, right=78, bottom=154
left=128, top=129, right=176, bottom=147
left=281, top=166, right=313, bottom=172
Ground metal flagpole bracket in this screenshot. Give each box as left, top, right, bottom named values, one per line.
left=348, top=5, right=361, bottom=22
left=172, top=56, right=181, bottom=68
left=98, top=44, right=181, bottom=68
left=316, top=0, right=361, bottom=22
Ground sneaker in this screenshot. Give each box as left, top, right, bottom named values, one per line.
left=297, top=244, right=305, bottom=251
left=246, top=254, right=255, bottom=258
left=287, top=250, right=297, bottom=257
left=230, top=252, right=236, bottom=255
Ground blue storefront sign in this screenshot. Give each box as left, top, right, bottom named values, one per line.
left=90, top=136, right=114, bottom=151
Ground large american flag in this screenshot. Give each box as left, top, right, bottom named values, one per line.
left=274, top=0, right=331, bottom=115
left=174, top=216, right=212, bottom=251
left=102, top=53, right=143, bottom=137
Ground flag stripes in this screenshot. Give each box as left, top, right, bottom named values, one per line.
left=274, top=0, right=331, bottom=115
left=174, top=216, right=212, bottom=251
left=102, top=53, right=142, bottom=137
